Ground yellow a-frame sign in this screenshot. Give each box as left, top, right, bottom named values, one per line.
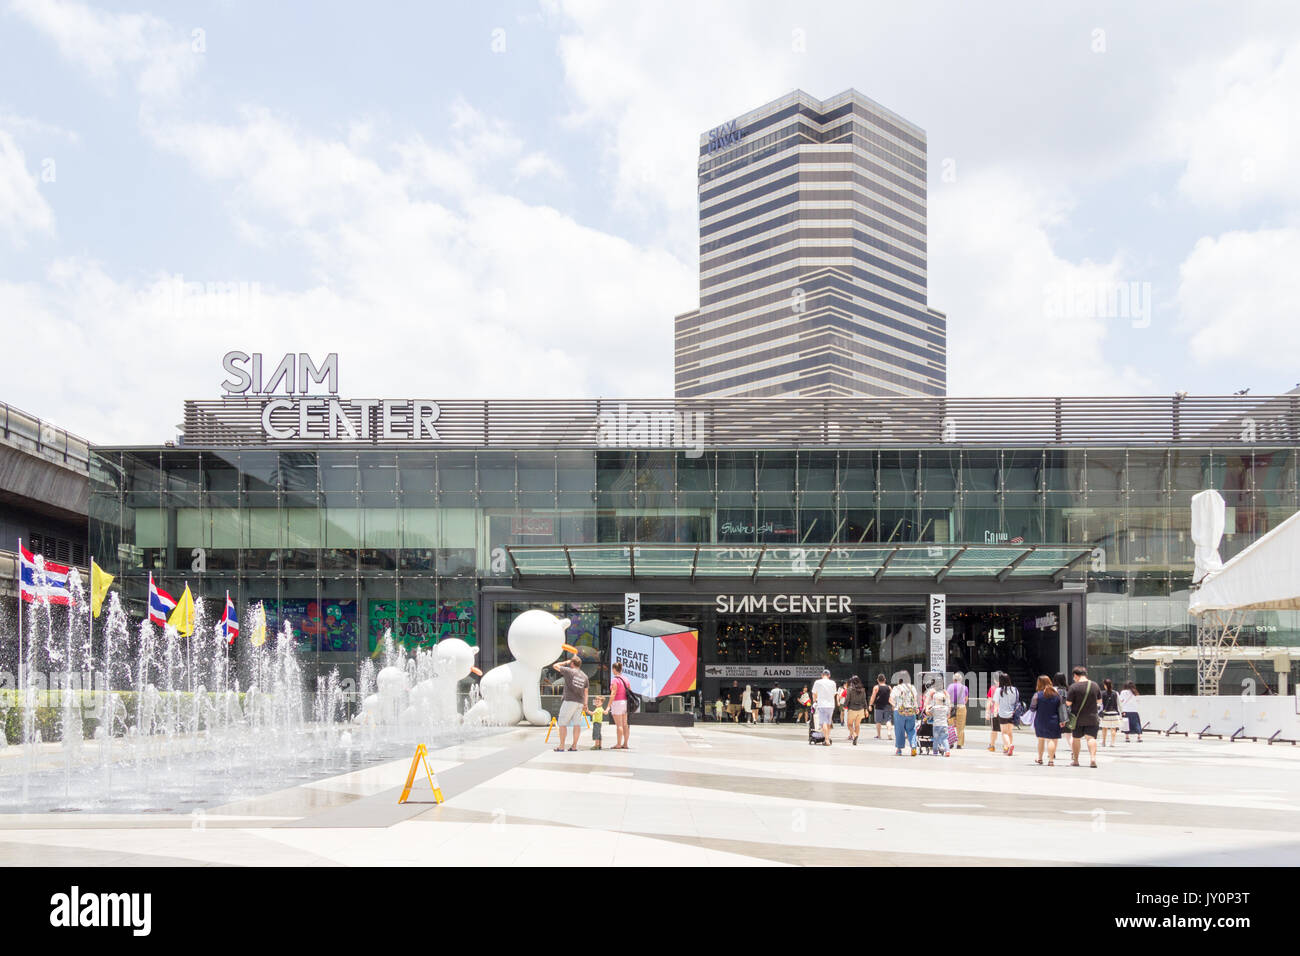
left=397, top=743, right=444, bottom=804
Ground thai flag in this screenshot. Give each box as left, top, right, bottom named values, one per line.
left=148, top=572, right=176, bottom=626
left=219, top=591, right=238, bottom=645
left=18, top=540, right=72, bottom=605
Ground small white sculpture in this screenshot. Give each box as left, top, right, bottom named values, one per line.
left=360, top=665, right=408, bottom=727
left=430, top=638, right=482, bottom=724
left=467, top=609, right=576, bottom=726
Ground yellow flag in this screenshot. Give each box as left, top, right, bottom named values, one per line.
left=250, top=604, right=267, bottom=647
left=168, top=584, right=196, bottom=637
left=90, top=560, right=114, bottom=618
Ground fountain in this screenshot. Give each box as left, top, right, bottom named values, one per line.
left=1, top=569, right=492, bottom=813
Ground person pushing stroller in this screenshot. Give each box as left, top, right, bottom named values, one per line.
left=926, top=686, right=952, bottom=757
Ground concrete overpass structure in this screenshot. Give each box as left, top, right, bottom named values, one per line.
left=0, top=401, right=89, bottom=600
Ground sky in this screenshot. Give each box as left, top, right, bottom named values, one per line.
left=2, top=0, right=1300, bottom=444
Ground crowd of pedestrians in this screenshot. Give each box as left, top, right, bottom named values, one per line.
left=705, top=668, right=1145, bottom=766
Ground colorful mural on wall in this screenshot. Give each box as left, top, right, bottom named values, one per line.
left=368, top=599, right=477, bottom=652
left=265, top=599, right=358, bottom=653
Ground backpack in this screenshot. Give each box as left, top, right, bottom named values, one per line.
left=1010, top=688, right=1026, bottom=724
left=618, top=676, right=641, bottom=714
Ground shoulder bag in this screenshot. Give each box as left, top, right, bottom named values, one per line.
left=1067, top=683, right=1093, bottom=732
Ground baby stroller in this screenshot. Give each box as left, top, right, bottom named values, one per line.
left=809, top=714, right=826, bottom=745
left=916, top=716, right=934, bottom=754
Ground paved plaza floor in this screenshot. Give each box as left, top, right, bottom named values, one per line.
left=2, top=721, right=1298, bottom=866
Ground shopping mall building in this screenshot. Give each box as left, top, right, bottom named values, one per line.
left=87, top=389, right=1300, bottom=700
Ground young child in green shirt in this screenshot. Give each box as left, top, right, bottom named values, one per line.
left=591, top=697, right=604, bottom=750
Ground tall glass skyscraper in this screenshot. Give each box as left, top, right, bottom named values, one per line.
left=674, top=89, right=947, bottom=399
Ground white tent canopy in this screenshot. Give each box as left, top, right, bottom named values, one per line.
left=1188, top=506, right=1300, bottom=615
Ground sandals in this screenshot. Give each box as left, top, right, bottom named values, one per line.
left=1090, top=761, right=1098, bottom=768
left=1034, top=758, right=1043, bottom=765
left=1048, top=759, right=1055, bottom=766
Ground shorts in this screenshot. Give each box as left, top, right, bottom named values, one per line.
left=874, top=707, right=893, bottom=724
left=1072, top=723, right=1099, bottom=739
left=846, top=708, right=865, bottom=721
left=815, top=705, right=835, bottom=726
left=992, top=715, right=1015, bottom=731
left=610, top=700, right=627, bottom=716
left=557, top=700, right=584, bottom=728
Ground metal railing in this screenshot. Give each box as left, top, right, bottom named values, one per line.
left=171, top=394, right=1300, bottom=449
left=1, top=400, right=90, bottom=469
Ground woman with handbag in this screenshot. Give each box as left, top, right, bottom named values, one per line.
left=1098, top=678, right=1122, bottom=746
left=609, top=661, right=633, bottom=750
left=1029, top=675, right=1066, bottom=765
left=991, top=673, right=1020, bottom=757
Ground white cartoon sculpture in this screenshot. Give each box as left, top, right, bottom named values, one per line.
left=467, top=609, right=575, bottom=726
left=366, top=638, right=484, bottom=731
left=422, top=638, right=482, bottom=725
left=359, top=664, right=408, bottom=729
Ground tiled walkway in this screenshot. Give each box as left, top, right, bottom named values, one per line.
left=2, top=723, right=1298, bottom=865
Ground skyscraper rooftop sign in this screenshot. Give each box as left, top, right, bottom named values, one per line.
left=706, top=118, right=744, bottom=154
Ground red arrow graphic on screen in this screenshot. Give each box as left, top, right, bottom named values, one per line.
left=658, top=630, right=698, bottom=696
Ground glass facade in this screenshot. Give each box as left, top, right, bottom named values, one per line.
left=90, top=445, right=1300, bottom=694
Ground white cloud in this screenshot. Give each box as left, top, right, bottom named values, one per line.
left=1177, top=228, right=1300, bottom=370
left=9, top=0, right=198, bottom=102
left=1169, top=39, right=1300, bottom=210
left=554, top=1, right=798, bottom=251
left=0, top=129, right=55, bottom=245
left=449, top=97, right=523, bottom=161
left=145, top=108, right=409, bottom=228
left=932, top=171, right=1150, bottom=395
left=4, top=105, right=693, bottom=443
left=514, top=151, right=565, bottom=181
left=0, top=112, right=79, bottom=143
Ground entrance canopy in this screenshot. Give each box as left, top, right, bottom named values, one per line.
left=504, top=543, right=1092, bottom=583
left=1189, top=508, right=1300, bottom=615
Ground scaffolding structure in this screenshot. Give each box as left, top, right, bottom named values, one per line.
left=1195, top=609, right=1242, bottom=696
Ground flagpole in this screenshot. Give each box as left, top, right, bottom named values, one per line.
left=15, top=538, right=23, bottom=708
left=86, top=562, right=92, bottom=700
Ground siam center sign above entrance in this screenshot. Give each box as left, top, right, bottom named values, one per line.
left=716, top=594, right=852, bottom=614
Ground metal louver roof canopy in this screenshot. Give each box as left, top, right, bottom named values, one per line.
left=504, top=543, right=1093, bottom=583
left=174, top=394, right=1300, bottom=448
